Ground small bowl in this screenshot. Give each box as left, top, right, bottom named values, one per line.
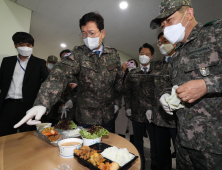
left=82, top=137, right=102, bottom=146
left=36, top=123, right=52, bottom=131
left=58, top=138, right=83, bottom=158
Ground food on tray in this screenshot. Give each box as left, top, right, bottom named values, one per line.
left=61, top=142, right=80, bottom=146
left=79, top=126, right=109, bottom=139
left=101, top=146, right=135, bottom=166
left=98, top=162, right=119, bottom=170
left=74, top=146, right=107, bottom=167
left=55, top=119, right=77, bottom=130
left=41, top=127, right=62, bottom=142
left=62, top=129, right=81, bottom=137
left=74, top=146, right=97, bottom=160
left=41, top=127, right=58, bottom=136
left=88, top=152, right=106, bottom=166
left=47, top=134, right=61, bottom=142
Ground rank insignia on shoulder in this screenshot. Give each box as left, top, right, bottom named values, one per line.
left=200, top=67, right=210, bottom=76
left=63, top=53, right=71, bottom=57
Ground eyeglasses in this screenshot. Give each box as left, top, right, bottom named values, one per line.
left=80, top=31, right=100, bottom=39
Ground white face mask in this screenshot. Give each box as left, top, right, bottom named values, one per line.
left=139, top=55, right=151, bottom=65
left=47, top=63, right=54, bottom=70
left=159, top=43, right=174, bottom=55
left=83, top=33, right=101, bottom=50
left=163, top=11, right=189, bottom=44
left=17, top=47, right=33, bottom=57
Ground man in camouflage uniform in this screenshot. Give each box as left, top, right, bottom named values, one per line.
left=150, top=0, right=222, bottom=169
left=46, top=55, right=58, bottom=72
left=44, top=51, right=78, bottom=125
left=151, top=32, right=177, bottom=170
left=14, top=12, right=123, bottom=133
left=124, top=43, right=157, bottom=170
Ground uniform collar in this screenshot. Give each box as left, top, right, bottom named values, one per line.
left=184, top=23, right=203, bottom=44
left=92, top=45, right=103, bottom=53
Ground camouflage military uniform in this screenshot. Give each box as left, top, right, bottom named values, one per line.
left=152, top=58, right=176, bottom=128
left=150, top=0, right=222, bottom=169
left=46, top=85, right=77, bottom=121
left=167, top=20, right=222, bottom=168
left=34, top=45, right=123, bottom=125
left=124, top=67, right=154, bottom=123
left=124, top=66, right=157, bottom=169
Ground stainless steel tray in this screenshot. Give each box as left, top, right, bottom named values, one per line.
left=34, top=130, right=66, bottom=147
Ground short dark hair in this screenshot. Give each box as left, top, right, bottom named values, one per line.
left=60, top=49, right=71, bottom=58
left=139, top=43, right=155, bottom=55
left=158, top=32, right=164, bottom=40
left=79, top=12, right=104, bottom=31
left=12, top=32, right=34, bottom=46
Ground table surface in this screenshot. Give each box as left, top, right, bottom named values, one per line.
left=0, top=131, right=140, bottom=170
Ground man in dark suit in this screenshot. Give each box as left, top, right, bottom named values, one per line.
left=0, top=32, right=48, bottom=136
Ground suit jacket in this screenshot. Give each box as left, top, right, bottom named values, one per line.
left=0, top=55, right=48, bottom=112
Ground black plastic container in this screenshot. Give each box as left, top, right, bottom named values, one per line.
left=74, top=143, right=139, bottom=170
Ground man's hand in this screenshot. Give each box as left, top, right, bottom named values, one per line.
left=61, top=100, right=73, bottom=119
left=68, top=83, right=78, bottom=90
left=114, top=105, right=119, bottom=114
left=125, top=109, right=132, bottom=117
left=14, top=106, right=46, bottom=128
left=159, top=94, right=173, bottom=115
left=176, top=79, right=207, bottom=103
left=122, top=61, right=130, bottom=72
left=145, top=110, right=152, bottom=123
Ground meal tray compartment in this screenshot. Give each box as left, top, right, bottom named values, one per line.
left=74, top=143, right=139, bottom=170
left=34, top=130, right=65, bottom=147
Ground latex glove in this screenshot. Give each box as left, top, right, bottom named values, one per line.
left=14, top=106, right=46, bottom=128
left=166, top=85, right=185, bottom=111
left=114, top=105, right=119, bottom=114
left=61, top=100, right=73, bottom=119
left=146, top=110, right=152, bottom=123
left=159, top=94, right=173, bottom=115
left=125, top=109, right=132, bottom=117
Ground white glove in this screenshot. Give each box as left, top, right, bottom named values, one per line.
left=114, top=105, right=119, bottom=114
left=146, top=110, right=152, bottom=123
left=125, top=109, right=132, bottom=117
left=61, top=100, right=73, bottom=119
left=14, top=106, right=46, bottom=128
left=159, top=94, right=173, bottom=115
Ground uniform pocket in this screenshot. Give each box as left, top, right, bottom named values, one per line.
left=184, top=52, right=220, bottom=78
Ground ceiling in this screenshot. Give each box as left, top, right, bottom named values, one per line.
left=10, top=0, right=222, bottom=61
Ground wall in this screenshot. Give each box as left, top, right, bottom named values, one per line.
left=0, top=0, right=31, bottom=64
left=118, top=50, right=137, bottom=64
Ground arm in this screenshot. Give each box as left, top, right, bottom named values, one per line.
left=113, top=53, right=124, bottom=108
left=123, top=73, right=133, bottom=110
left=34, top=51, right=80, bottom=113
left=40, top=59, right=49, bottom=83
left=203, top=20, right=222, bottom=94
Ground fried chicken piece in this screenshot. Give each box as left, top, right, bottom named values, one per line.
left=109, top=162, right=119, bottom=170
left=81, top=146, right=91, bottom=152
left=47, top=134, right=61, bottom=141
left=88, top=153, right=106, bottom=166
left=74, top=149, right=82, bottom=156
left=98, top=163, right=106, bottom=170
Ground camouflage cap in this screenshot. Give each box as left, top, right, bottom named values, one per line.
left=47, top=55, right=58, bottom=63
left=150, top=0, right=192, bottom=29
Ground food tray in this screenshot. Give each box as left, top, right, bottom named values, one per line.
left=34, top=130, right=66, bottom=147
left=74, top=143, right=138, bottom=170
left=59, top=126, right=84, bottom=138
